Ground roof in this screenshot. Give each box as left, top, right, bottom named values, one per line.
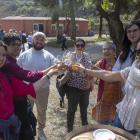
left=0, top=16, right=88, bottom=21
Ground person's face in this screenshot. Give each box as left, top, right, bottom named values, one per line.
left=135, top=42, right=140, bottom=62
left=0, top=46, right=6, bottom=68
left=74, top=41, right=85, bottom=53
left=33, top=35, right=45, bottom=51
left=127, top=24, right=140, bottom=45
left=6, top=40, right=21, bottom=59
left=102, top=44, right=116, bottom=60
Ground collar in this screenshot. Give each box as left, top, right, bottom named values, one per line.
left=6, top=54, right=17, bottom=63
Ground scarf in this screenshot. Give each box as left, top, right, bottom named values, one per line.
left=128, top=59, right=140, bottom=87
left=98, top=57, right=117, bottom=102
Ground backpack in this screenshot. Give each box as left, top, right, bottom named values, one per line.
left=56, top=74, right=68, bottom=108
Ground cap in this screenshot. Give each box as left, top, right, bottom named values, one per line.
left=33, top=32, right=46, bottom=40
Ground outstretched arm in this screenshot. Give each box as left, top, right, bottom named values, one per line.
left=75, top=63, right=123, bottom=82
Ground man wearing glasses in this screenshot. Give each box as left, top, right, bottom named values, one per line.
left=2, top=33, right=64, bottom=140
left=17, top=32, right=57, bottom=140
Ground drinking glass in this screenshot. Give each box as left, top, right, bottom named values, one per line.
left=76, top=50, right=83, bottom=62
left=84, top=52, right=92, bottom=65
left=62, top=50, right=72, bottom=65
left=56, top=55, right=62, bottom=67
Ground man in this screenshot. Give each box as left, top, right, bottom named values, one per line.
left=61, top=31, right=67, bottom=51
left=3, top=33, right=66, bottom=140
left=28, top=32, right=33, bottom=49
left=17, top=32, right=57, bottom=140
left=66, top=38, right=92, bottom=133
left=0, top=29, right=5, bottom=40
left=21, top=30, right=27, bottom=52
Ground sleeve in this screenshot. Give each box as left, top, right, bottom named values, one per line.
left=112, top=54, right=122, bottom=71
left=10, top=76, right=36, bottom=98
left=6, top=59, right=43, bottom=83
left=50, top=53, right=57, bottom=66
left=120, top=67, right=131, bottom=82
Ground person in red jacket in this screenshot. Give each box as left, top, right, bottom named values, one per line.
left=0, top=41, right=58, bottom=140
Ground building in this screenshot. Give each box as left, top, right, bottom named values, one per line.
left=0, top=16, right=88, bottom=36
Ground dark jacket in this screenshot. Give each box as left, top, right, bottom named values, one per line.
left=21, top=34, right=27, bottom=44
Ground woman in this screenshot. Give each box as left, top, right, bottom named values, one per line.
left=75, top=40, right=140, bottom=136
left=92, top=42, right=122, bottom=125
left=66, top=38, right=92, bottom=133
left=0, top=41, right=58, bottom=140
left=113, top=20, right=140, bottom=96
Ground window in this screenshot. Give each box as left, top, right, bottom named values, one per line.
left=76, top=24, right=79, bottom=31
left=51, top=24, right=56, bottom=30
left=59, top=24, right=64, bottom=30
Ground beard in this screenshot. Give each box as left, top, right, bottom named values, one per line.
left=33, top=42, right=44, bottom=51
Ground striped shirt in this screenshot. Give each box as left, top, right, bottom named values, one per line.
left=117, top=67, right=140, bottom=130
left=67, top=53, right=91, bottom=90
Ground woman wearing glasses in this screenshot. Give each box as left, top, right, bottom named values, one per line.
left=66, top=38, right=92, bottom=133
left=75, top=40, right=140, bottom=136
left=92, top=42, right=122, bottom=125
left=113, top=20, right=140, bottom=97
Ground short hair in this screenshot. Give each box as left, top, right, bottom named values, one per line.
left=103, top=41, right=116, bottom=50
left=74, top=38, right=85, bottom=46
left=1, top=30, right=3, bottom=32
left=21, top=31, right=24, bottom=33
left=3, top=33, right=21, bottom=46
left=30, top=32, right=32, bottom=34
left=0, top=41, right=7, bottom=51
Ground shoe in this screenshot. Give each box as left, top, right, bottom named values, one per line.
left=38, top=130, right=46, bottom=140
left=61, top=49, right=64, bottom=51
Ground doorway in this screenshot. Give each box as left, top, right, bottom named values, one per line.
left=33, top=24, right=44, bottom=33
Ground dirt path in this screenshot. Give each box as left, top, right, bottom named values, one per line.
left=25, top=41, right=105, bottom=140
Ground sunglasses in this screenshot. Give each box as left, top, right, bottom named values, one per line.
left=135, top=49, right=140, bottom=56
left=76, top=44, right=85, bottom=48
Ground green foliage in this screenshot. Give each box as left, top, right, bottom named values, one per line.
left=29, top=1, right=34, bottom=6
left=27, top=6, right=36, bottom=16
left=85, top=37, right=111, bottom=43
left=101, top=0, right=113, bottom=12
left=21, top=6, right=27, bottom=13
left=17, top=8, right=21, bottom=13
left=89, top=18, right=95, bottom=26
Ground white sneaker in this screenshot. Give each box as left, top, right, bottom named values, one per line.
left=38, top=130, right=46, bottom=140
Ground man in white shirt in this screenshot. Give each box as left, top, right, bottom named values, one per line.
left=17, top=32, right=57, bottom=140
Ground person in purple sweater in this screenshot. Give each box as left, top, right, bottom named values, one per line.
left=2, top=33, right=67, bottom=140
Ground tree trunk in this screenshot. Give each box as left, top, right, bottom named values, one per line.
left=65, top=20, right=71, bottom=34
left=56, top=19, right=61, bottom=44
left=69, top=0, right=76, bottom=41
left=98, top=15, right=102, bottom=38
left=107, top=14, right=124, bottom=56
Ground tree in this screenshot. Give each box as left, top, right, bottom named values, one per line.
left=21, top=6, right=27, bottom=14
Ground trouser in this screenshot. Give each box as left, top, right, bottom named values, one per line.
left=66, top=86, right=90, bottom=132
left=28, top=43, right=33, bottom=49
left=112, top=115, right=137, bottom=136
left=14, top=100, right=35, bottom=140
left=61, top=40, right=67, bottom=50
left=22, top=43, right=25, bottom=52
left=28, top=88, right=49, bottom=131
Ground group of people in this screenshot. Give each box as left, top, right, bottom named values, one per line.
left=0, top=19, right=140, bottom=140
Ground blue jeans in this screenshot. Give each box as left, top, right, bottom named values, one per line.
left=100, top=120, right=110, bottom=125
left=112, top=115, right=137, bottom=136
left=22, top=43, right=25, bottom=52
left=0, top=127, right=16, bottom=140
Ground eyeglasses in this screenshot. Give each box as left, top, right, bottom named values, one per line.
left=76, top=44, right=85, bottom=48
left=35, top=38, right=45, bottom=43
left=10, top=43, right=21, bottom=48
left=135, top=49, right=140, bottom=56
left=102, top=47, right=113, bottom=51
left=127, top=29, right=139, bottom=34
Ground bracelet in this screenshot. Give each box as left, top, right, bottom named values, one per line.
left=46, top=74, right=50, bottom=80
left=82, top=74, right=88, bottom=78
left=84, top=68, right=87, bottom=74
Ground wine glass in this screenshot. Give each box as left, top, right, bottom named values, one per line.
left=56, top=55, right=62, bottom=68
left=76, top=50, right=83, bottom=63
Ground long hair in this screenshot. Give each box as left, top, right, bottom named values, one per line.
left=119, top=20, right=140, bottom=64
